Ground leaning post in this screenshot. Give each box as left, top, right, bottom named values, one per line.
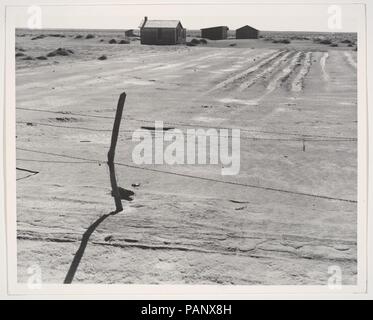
left=107, top=92, right=126, bottom=213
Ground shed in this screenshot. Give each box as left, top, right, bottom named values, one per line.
left=201, top=26, right=229, bottom=40
left=140, top=17, right=186, bottom=45
left=236, top=25, right=259, bottom=39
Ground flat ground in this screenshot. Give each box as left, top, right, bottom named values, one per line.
left=16, top=30, right=357, bottom=285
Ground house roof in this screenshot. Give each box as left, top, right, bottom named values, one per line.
left=201, top=26, right=229, bottom=30
left=236, top=25, right=258, bottom=31
left=143, top=20, right=182, bottom=29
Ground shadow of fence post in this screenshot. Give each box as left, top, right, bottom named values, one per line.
left=63, top=212, right=113, bottom=284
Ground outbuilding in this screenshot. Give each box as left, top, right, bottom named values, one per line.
left=236, top=25, right=259, bottom=39
left=200, top=26, right=229, bottom=40
left=140, top=17, right=186, bottom=45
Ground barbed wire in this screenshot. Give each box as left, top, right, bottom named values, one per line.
left=16, top=120, right=357, bottom=142
left=16, top=147, right=357, bottom=204
left=16, top=107, right=357, bottom=141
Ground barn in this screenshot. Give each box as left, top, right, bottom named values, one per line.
left=139, top=17, right=186, bottom=45
left=236, top=25, right=259, bottom=39
left=201, top=26, right=229, bottom=40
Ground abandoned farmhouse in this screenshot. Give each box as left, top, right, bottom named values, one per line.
left=139, top=17, right=186, bottom=45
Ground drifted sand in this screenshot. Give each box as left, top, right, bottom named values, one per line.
left=16, top=30, right=358, bottom=285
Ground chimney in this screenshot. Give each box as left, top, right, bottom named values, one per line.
left=140, top=16, right=148, bottom=29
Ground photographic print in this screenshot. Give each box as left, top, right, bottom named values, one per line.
left=10, top=2, right=365, bottom=289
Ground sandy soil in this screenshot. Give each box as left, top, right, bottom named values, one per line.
left=16, top=30, right=357, bottom=285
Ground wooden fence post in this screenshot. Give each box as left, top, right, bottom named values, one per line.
left=107, top=92, right=126, bottom=213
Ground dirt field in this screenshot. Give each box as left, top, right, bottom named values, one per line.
left=16, top=30, right=357, bottom=285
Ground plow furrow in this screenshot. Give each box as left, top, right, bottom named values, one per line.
left=238, top=50, right=297, bottom=91
left=291, top=52, right=313, bottom=92
left=208, top=50, right=283, bottom=92
left=266, top=51, right=303, bottom=93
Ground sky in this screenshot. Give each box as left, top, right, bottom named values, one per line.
left=9, top=3, right=362, bottom=32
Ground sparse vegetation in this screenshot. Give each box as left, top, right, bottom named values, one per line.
left=190, top=38, right=201, bottom=45
left=47, top=48, right=74, bottom=57
left=272, top=39, right=291, bottom=44
left=48, top=34, right=65, bottom=38
left=31, top=35, right=45, bottom=40
left=109, top=39, right=117, bottom=44
left=188, top=38, right=208, bottom=46
left=36, top=56, right=48, bottom=60
left=98, top=55, right=108, bottom=60
left=85, top=34, right=95, bottom=39
left=289, top=36, right=310, bottom=40
left=320, top=39, right=332, bottom=45
left=119, top=39, right=130, bottom=44
left=314, top=38, right=332, bottom=45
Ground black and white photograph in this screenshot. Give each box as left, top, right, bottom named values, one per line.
left=1, top=0, right=372, bottom=299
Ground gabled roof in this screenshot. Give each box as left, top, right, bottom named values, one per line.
left=201, top=26, right=229, bottom=30
left=143, top=20, right=182, bottom=29
left=236, top=25, right=258, bottom=31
